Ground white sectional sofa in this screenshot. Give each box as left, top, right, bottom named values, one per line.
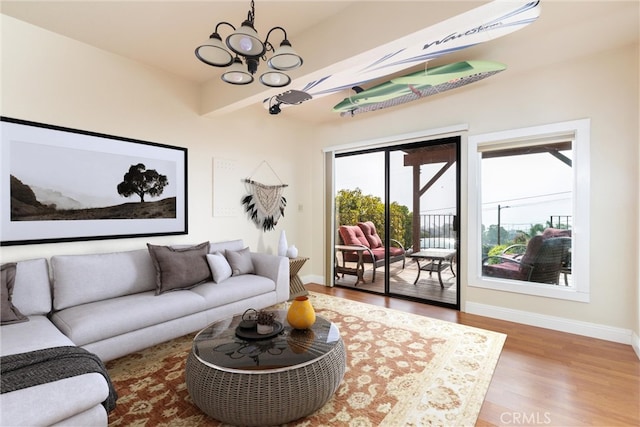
left=0, top=239, right=290, bottom=426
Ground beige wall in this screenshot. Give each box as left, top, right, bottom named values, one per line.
left=314, top=43, right=639, bottom=336
left=0, top=15, right=315, bottom=270
left=1, top=15, right=638, bottom=343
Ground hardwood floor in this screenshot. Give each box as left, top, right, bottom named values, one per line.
left=306, top=283, right=640, bottom=427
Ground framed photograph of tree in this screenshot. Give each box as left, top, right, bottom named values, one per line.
left=1, top=117, right=188, bottom=246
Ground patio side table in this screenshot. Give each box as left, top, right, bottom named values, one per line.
left=410, top=249, right=456, bottom=288
left=289, top=256, right=309, bottom=299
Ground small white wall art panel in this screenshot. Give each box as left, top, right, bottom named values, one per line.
left=212, top=158, right=242, bottom=217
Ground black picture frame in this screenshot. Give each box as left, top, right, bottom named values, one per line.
left=1, top=117, right=188, bottom=246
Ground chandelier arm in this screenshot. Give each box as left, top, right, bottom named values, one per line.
left=214, top=21, right=236, bottom=34
left=264, top=26, right=288, bottom=50
left=263, top=41, right=274, bottom=56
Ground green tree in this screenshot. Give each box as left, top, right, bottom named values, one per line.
left=390, top=202, right=412, bottom=247
left=529, top=223, right=546, bottom=237
left=117, top=163, right=168, bottom=202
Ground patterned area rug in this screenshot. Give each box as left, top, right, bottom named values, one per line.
left=106, top=292, right=505, bottom=426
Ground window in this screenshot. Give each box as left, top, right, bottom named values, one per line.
left=467, top=119, right=590, bottom=302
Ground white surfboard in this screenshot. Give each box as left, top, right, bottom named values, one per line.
left=266, top=0, right=540, bottom=109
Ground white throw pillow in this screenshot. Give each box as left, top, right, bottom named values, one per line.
left=206, top=252, right=233, bottom=283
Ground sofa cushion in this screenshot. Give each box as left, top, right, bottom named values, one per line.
left=147, top=242, right=211, bottom=295
left=1, top=263, right=28, bottom=325
left=52, top=250, right=157, bottom=311
left=206, top=252, right=232, bottom=283
left=0, top=316, right=75, bottom=356
left=10, top=258, right=52, bottom=317
left=190, top=275, right=276, bottom=308
left=209, top=239, right=244, bottom=254
left=0, top=372, right=109, bottom=426
left=225, top=247, right=255, bottom=276
left=50, top=290, right=206, bottom=346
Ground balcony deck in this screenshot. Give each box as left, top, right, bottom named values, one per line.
left=334, top=257, right=572, bottom=306
left=334, top=258, right=458, bottom=306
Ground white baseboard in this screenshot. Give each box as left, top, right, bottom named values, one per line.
left=302, top=278, right=639, bottom=361
left=302, top=274, right=325, bottom=286
left=632, top=331, right=640, bottom=360
left=465, top=301, right=634, bottom=347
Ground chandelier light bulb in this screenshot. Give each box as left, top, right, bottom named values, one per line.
left=239, top=37, right=254, bottom=53
left=227, top=22, right=265, bottom=57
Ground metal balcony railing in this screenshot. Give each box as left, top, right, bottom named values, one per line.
left=419, top=214, right=457, bottom=249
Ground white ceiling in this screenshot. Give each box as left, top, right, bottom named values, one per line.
left=2, top=1, right=638, bottom=123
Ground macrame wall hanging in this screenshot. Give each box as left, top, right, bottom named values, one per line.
left=241, top=161, right=288, bottom=232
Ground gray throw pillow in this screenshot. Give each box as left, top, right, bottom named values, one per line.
left=147, top=242, right=211, bottom=295
left=206, top=252, right=232, bottom=283
left=225, top=247, right=255, bottom=276
left=1, top=263, right=28, bottom=325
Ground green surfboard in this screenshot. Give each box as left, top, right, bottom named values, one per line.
left=333, top=60, right=506, bottom=117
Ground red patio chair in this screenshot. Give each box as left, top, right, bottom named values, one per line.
left=482, top=232, right=571, bottom=285
left=337, top=221, right=406, bottom=282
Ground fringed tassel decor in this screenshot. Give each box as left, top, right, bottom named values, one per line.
left=242, top=179, right=288, bottom=231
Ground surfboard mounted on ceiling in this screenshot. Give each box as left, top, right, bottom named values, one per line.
left=333, top=60, right=506, bottom=117
left=262, top=0, right=540, bottom=113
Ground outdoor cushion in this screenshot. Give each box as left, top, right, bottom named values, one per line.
left=344, top=246, right=404, bottom=263
left=519, top=235, right=544, bottom=267
left=338, top=225, right=370, bottom=247
left=482, top=261, right=523, bottom=280
left=482, top=236, right=544, bottom=281
left=357, top=221, right=383, bottom=249
left=542, top=228, right=571, bottom=238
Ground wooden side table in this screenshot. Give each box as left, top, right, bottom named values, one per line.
left=288, top=256, right=309, bottom=300
left=334, top=244, right=367, bottom=285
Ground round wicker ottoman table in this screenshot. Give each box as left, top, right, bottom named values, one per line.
left=185, top=310, right=346, bottom=426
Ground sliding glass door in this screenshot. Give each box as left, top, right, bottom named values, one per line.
left=333, top=137, right=460, bottom=309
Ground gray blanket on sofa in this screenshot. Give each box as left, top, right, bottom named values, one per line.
left=1, top=346, right=117, bottom=412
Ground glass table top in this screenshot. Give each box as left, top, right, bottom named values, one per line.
left=192, top=310, right=341, bottom=372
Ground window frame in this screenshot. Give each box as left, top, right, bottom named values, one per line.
left=467, top=119, right=590, bottom=302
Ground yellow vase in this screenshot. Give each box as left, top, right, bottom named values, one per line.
left=287, top=296, right=316, bottom=330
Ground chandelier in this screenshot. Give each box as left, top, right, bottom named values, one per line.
left=195, top=0, right=303, bottom=87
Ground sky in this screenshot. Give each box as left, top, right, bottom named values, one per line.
left=10, top=140, right=177, bottom=208
left=335, top=149, right=572, bottom=227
